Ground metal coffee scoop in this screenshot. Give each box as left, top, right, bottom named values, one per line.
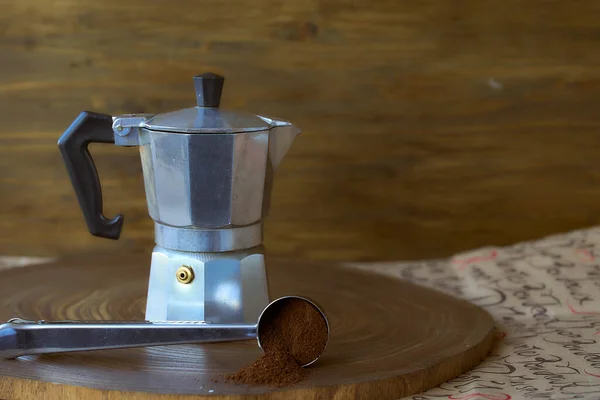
left=0, top=296, right=329, bottom=367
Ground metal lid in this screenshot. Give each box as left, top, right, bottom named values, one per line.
left=142, top=73, right=270, bottom=134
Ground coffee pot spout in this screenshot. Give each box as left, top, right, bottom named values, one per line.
left=259, top=116, right=302, bottom=169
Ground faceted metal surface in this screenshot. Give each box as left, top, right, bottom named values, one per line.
left=127, top=119, right=301, bottom=231
left=60, top=73, right=301, bottom=326
left=138, top=128, right=269, bottom=228
left=145, top=246, right=269, bottom=324
left=142, top=107, right=270, bottom=133
left=154, top=222, right=262, bottom=252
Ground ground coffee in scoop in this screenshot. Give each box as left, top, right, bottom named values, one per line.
left=225, top=297, right=328, bottom=387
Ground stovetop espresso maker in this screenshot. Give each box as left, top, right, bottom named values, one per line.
left=57, top=73, right=301, bottom=325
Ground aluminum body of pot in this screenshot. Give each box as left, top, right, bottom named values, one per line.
left=57, top=73, right=301, bottom=241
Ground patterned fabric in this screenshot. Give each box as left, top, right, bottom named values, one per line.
left=347, top=227, right=600, bottom=400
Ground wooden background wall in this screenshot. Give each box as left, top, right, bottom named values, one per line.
left=1, top=1, right=600, bottom=262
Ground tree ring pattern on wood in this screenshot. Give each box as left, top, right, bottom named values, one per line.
left=0, top=252, right=495, bottom=399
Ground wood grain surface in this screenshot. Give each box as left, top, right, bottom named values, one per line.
left=2, top=1, right=600, bottom=261
left=0, top=252, right=495, bottom=399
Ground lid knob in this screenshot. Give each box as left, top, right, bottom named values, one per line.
left=193, top=73, right=224, bottom=108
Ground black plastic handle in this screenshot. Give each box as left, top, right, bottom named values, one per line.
left=58, top=111, right=124, bottom=240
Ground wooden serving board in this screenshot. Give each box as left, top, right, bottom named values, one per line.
left=0, top=252, right=495, bottom=399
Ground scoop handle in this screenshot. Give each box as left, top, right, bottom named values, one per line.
left=57, top=111, right=123, bottom=239
left=0, top=319, right=257, bottom=359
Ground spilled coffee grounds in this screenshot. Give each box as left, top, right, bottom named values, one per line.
left=225, top=297, right=329, bottom=387
left=224, top=348, right=307, bottom=387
